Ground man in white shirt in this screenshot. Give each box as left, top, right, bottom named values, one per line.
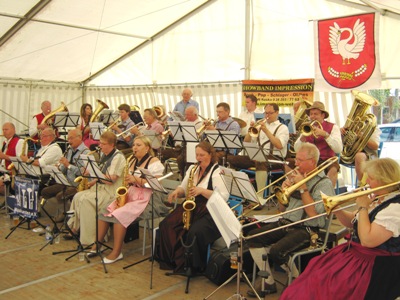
left=228, top=103, right=289, bottom=193
left=238, top=94, right=264, bottom=136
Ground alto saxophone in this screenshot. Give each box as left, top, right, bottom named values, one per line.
left=74, top=148, right=99, bottom=192
left=182, top=164, right=199, bottom=230
left=115, top=154, right=134, bottom=208
left=7, top=137, right=38, bottom=189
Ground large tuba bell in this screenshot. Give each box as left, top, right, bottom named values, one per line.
left=90, top=99, right=109, bottom=123
left=340, top=90, right=379, bottom=165
left=40, top=102, right=68, bottom=128
left=153, top=105, right=165, bottom=119
left=294, top=99, right=313, bottom=130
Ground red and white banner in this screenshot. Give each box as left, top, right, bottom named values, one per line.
left=314, top=13, right=381, bottom=92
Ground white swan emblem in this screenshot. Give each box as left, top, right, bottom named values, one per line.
left=329, top=19, right=366, bottom=65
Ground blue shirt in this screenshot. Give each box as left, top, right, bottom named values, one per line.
left=215, top=117, right=241, bottom=154
left=173, top=99, right=200, bottom=116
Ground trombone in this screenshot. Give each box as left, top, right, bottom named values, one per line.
left=243, top=180, right=400, bottom=240
left=106, top=117, right=121, bottom=131
left=273, top=157, right=338, bottom=207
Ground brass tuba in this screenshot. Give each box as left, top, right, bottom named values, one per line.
left=154, top=105, right=165, bottom=119
left=90, top=99, right=109, bottom=123
left=115, top=154, right=134, bottom=208
left=41, top=102, right=68, bottom=127
left=340, top=90, right=379, bottom=165
left=294, top=99, right=313, bottom=130
left=182, top=164, right=198, bottom=230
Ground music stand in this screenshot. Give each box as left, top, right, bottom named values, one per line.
left=205, top=130, right=242, bottom=165
left=129, top=110, right=144, bottom=124
left=64, top=154, right=112, bottom=272
left=39, top=165, right=78, bottom=253
left=205, top=189, right=262, bottom=300
left=243, top=142, right=286, bottom=167
left=219, top=166, right=262, bottom=213
left=5, top=159, right=45, bottom=239
left=123, top=168, right=169, bottom=289
left=89, top=122, right=106, bottom=141
left=169, top=111, right=185, bottom=121
left=99, top=109, right=119, bottom=125
left=142, top=130, right=162, bottom=150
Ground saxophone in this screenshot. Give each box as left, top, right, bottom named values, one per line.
left=74, top=148, right=99, bottom=192
left=7, top=137, right=38, bottom=189
left=115, top=154, right=134, bottom=208
left=182, top=164, right=199, bottom=230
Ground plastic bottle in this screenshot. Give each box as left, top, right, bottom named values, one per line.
left=45, top=225, right=53, bottom=241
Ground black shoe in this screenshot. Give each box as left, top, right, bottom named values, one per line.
left=63, top=234, right=74, bottom=240
left=247, top=282, right=277, bottom=298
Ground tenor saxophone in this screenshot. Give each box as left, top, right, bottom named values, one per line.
left=115, top=154, right=134, bottom=208
left=182, top=164, right=198, bottom=230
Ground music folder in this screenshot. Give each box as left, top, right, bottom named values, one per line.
left=207, top=188, right=241, bottom=248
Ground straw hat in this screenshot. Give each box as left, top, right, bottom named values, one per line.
left=305, top=101, right=329, bottom=119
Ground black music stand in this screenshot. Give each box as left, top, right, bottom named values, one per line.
left=64, top=154, right=112, bottom=272
left=123, top=168, right=169, bottom=290
left=219, top=166, right=261, bottom=214
left=39, top=165, right=77, bottom=252
left=99, top=109, right=118, bottom=125
left=5, top=158, right=45, bottom=239
left=89, top=122, right=106, bottom=141
left=205, top=130, right=242, bottom=166
left=205, top=189, right=261, bottom=300
left=54, top=112, right=80, bottom=148
left=243, top=141, right=285, bottom=167
left=129, top=110, right=144, bottom=124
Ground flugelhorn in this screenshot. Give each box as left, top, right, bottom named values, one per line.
left=273, top=157, right=338, bottom=207
left=299, top=120, right=323, bottom=137
left=248, top=119, right=267, bottom=138
left=196, top=119, right=215, bottom=135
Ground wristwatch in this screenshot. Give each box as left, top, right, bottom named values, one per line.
left=300, top=188, right=308, bottom=194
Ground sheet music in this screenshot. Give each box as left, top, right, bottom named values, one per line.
left=142, top=130, right=161, bottom=149
left=138, top=168, right=168, bottom=193
left=45, top=165, right=71, bottom=185
left=220, top=166, right=259, bottom=203
left=205, top=130, right=242, bottom=149
left=207, top=189, right=241, bottom=248
left=90, top=122, right=106, bottom=140
left=80, top=154, right=107, bottom=181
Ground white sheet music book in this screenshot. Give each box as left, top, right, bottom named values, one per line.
left=138, top=168, right=168, bottom=193
left=45, top=165, right=70, bottom=185
left=207, top=188, right=241, bottom=248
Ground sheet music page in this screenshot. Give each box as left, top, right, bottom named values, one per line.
left=207, top=188, right=241, bottom=248
left=219, top=167, right=241, bottom=198
left=243, top=142, right=266, bottom=162
left=138, top=168, right=167, bottom=193
left=80, top=154, right=106, bottom=180
left=45, top=165, right=70, bottom=185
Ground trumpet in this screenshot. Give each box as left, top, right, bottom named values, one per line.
left=120, top=122, right=145, bottom=137
left=248, top=119, right=267, bottom=138
left=299, top=120, right=323, bottom=137
left=196, top=119, right=215, bottom=135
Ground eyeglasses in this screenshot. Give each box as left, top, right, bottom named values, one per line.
left=295, top=157, right=313, bottom=163
left=264, top=111, right=276, bottom=115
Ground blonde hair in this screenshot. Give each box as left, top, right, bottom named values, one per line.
left=133, top=136, right=155, bottom=157
left=362, top=158, right=400, bottom=186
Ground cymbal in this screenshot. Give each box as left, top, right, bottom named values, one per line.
left=233, top=117, right=247, bottom=128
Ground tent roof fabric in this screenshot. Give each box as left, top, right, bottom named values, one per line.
left=0, top=0, right=399, bottom=88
